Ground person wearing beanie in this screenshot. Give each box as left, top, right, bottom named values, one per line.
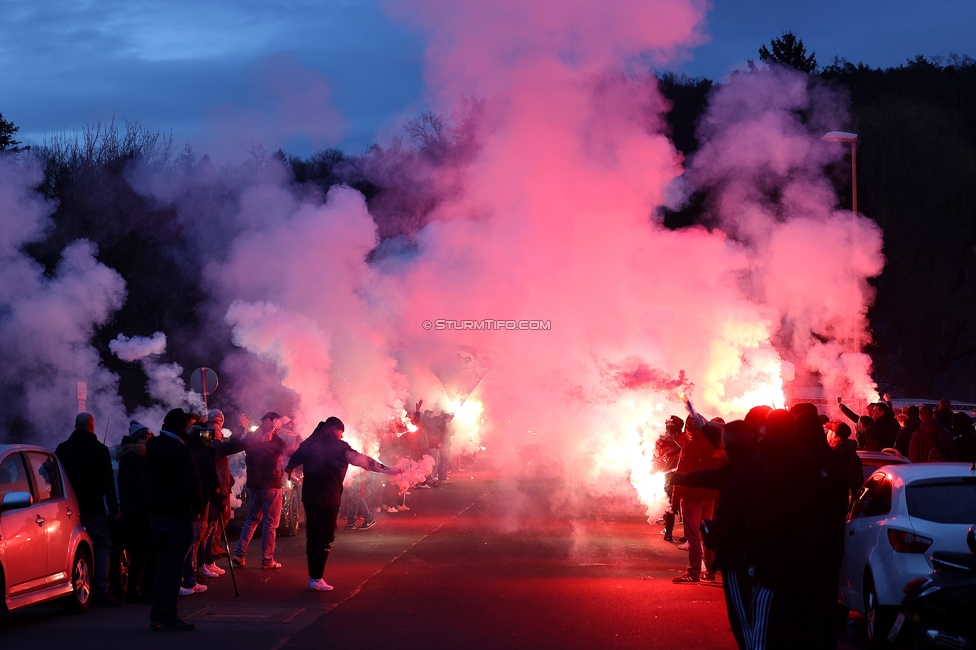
left=145, top=408, right=203, bottom=631
left=285, top=417, right=401, bottom=592
left=204, top=409, right=245, bottom=561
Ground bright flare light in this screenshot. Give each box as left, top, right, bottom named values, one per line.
left=445, top=397, right=484, bottom=453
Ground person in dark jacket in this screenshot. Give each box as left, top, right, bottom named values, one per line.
left=951, top=412, right=975, bottom=463
left=116, top=421, right=156, bottom=603
left=831, top=423, right=863, bottom=502
left=55, top=412, right=122, bottom=607
left=145, top=408, right=203, bottom=632
left=870, top=403, right=900, bottom=450
left=284, top=417, right=400, bottom=592
left=734, top=409, right=848, bottom=649
left=233, top=412, right=292, bottom=569
left=206, top=409, right=244, bottom=560
left=181, top=420, right=222, bottom=592
left=655, top=415, right=686, bottom=542
left=794, top=411, right=851, bottom=649
left=672, top=419, right=758, bottom=649
left=894, top=405, right=921, bottom=457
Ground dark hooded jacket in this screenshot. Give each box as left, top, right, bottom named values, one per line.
left=285, top=429, right=355, bottom=506
left=894, top=416, right=921, bottom=457
left=116, top=435, right=151, bottom=539
left=872, top=410, right=900, bottom=450
left=187, top=425, right=221, bottom=510
left=951, top=413, right=975, bottom=463
left=146, top=429, right=204, bottom=519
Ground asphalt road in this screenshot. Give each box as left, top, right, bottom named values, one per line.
left=1, top=455, right=868, bottom=650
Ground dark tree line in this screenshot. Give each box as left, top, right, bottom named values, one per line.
left=3, top=34, right=975, bottom=407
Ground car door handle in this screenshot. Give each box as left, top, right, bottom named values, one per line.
left=35, top=515, right=45, bottom=526
left=66, top=508, right=73, bottom=518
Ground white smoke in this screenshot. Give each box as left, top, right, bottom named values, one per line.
left=109, top=332, right=167, bottom=361
left=0, top=155, right=128, bottom=446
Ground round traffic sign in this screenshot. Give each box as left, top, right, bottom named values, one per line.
left=190, top=367, right=219, bottom=396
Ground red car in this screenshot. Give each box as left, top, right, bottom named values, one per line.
left=0, top=444, right=93, bottom=622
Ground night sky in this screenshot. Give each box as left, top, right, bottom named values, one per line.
left=3, top=0, right=974, bottom=157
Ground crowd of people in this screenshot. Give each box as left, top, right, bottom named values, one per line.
left=55, top=408, right=401, bottom=632
left=655, top=396, right=976, bottom=649
left=53, top=391, right=971, bottom=641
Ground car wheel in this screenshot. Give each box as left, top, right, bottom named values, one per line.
left=864, top=573, right=893, bottom=648
left=61, top=548, right=92, bottom=614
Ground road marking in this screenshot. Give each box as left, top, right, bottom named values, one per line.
left=192, top=606, right=307, bottom=623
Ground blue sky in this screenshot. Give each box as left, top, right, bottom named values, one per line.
left=3, top=0, right=974, bottom=157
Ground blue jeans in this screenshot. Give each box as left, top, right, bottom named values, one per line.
left=197, top=503, right=218, bottom=567
left=181, top=517, right=202, bottom=587
left=80, top=513, right=112, bottom=596
left=150, top=517, right=194, bottom=624
left=235, top=488, right=282, bottom=566
left=339, top=489, right=373, bottom=525
left=437, top=442, right=451, bottom=481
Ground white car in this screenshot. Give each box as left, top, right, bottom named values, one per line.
left=838, top=462, right=976, bottom=647
left=0, top=444, right=94, bottom=622
left=856, top=449, right=910, bottom=484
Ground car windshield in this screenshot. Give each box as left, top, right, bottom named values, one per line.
left=906, top=477, right=976, bottom=524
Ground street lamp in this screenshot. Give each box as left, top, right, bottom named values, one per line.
left=822, top=131, right=858, bottom=214
left=823, top=131, right=862, bottom=394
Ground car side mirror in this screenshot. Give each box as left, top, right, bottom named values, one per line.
left=968, top=526, right=976, bottom=555
left=1, top=491, right=33, bottom=511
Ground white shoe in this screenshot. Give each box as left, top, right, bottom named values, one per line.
left=178, top=587, right=195, bottom=596
left=207, top=563, right=226, bottom=576
left=397, top=504, right=410, bottom=511
left=191, top=583, right=208, bottom=593
left=198, top=565, right=219, bottom=579
left=307, top=578, right=334, bottom=592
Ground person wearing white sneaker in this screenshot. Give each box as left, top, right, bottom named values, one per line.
left=285, top=417, right=402, bottom=593
left=178, top=583, right=207, bottom=596
left=197, top=564, right=219, bottom=579
left=206, top=563, right=225, bottom=576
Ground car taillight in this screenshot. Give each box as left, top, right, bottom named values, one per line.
left=887, top=529, right=933, bottom=553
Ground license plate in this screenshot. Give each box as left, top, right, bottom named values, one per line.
left=887, top=612, right=906, bottom=642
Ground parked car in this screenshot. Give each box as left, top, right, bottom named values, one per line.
left=0, top=444, right=93, bottom=622
left=857, top=449, right=911, bottom=484
left=838, top=462, right=976, bottom=647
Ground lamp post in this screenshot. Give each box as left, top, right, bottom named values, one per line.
left=824, top=131, right=862, bottom=407
left=822, top=131, right=858, bottom=214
